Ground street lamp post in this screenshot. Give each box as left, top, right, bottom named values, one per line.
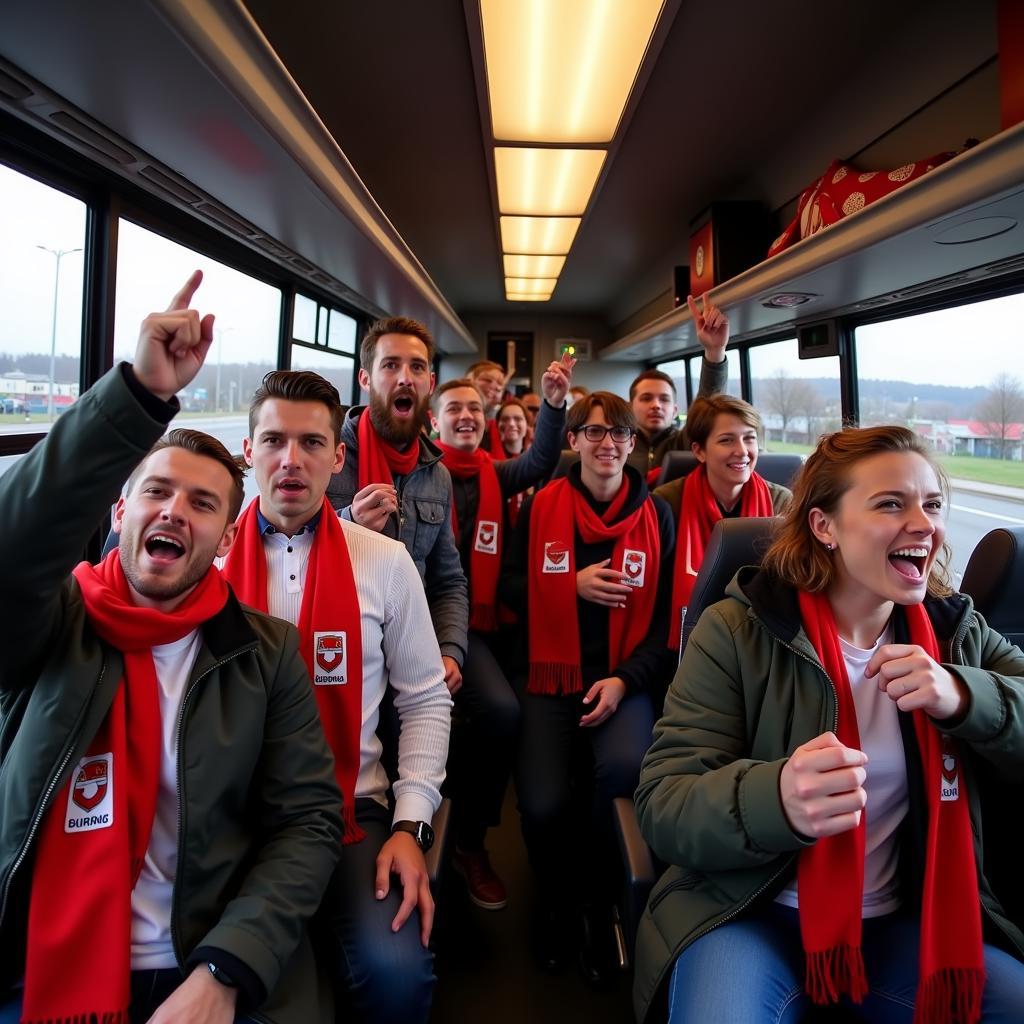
left=36, top=244, right=83, bottom=422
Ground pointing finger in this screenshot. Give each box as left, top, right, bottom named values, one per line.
left=166, top=269, right=204, bottom=312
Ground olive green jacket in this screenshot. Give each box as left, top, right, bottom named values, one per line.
left=633, top=567, right=1024, bottom=1022
left=0, top=366, right=344, bottom=1024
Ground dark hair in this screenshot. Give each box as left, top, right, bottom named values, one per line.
left=249, top=370, right=344, bottom=445
left=685, top=394, right=763, bottom=450
left=128, top=429, right=246, bottom=522
left=360, top=316, right=435, bottom=372
left=431, top=377, right=485, bottom=414
left=629, top=369, right=677, bottom=401
left=565, top=390, right=638, bottom=436
left=761, top=424, right=953, bottom=596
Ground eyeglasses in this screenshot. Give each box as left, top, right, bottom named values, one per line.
left=573, top=424, right=634, bottom=443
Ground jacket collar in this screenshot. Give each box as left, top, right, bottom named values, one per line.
left=734, top=566, right=972, bottom=649
left=200, top=588, right=261, bottom=662
left=341, top=405, right=442, bottom=469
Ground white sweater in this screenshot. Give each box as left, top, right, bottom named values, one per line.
left=260, top=513, right=452, bottom=825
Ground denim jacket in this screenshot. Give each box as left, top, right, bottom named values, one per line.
left=326, top=407, right=469, bottom=665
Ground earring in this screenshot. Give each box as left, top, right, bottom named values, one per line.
left=826, top=543, right=836, bottom=552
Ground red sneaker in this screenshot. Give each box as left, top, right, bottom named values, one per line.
left=453, top=847, right=508, bottom=910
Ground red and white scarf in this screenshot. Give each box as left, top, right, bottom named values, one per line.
left=357, top=407, right=420, bottom=489
left=669, top=465, right=774, bottom=649
left=797, top=591, right=984, bottom=1023
left=485, top=419, right=506, bottom=462
left=439, top=442, right=503, bottom=632
left=221, top=497, right=365, bottom=845
left=527, top=476, right=660, bottom=695
left=22, top=553, right=227, bottom=1024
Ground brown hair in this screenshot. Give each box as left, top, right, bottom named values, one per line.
left=761, top=425, right=953, bottom=596
left=466, top=360, right=505, bottom=380
left=360, top=316, right=435, bottom=372
left=431, top=377, right=485, bottom=414
left=498, top=396, right=529, bottom=421
left=128, top=429, right=247, bottom=522
left=629, top=369, right=677, bottom=401
left=565, top=390, right=638, bottom=436
left=686, top=394, right=763, bottom=450
left=249, top=370, right=344, bottom=445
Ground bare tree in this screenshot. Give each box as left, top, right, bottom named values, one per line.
left=760, top=369, right=803, bottom=443
left=795, top=383, right=826, bottom=443
left=975, top=373, right=1024, bottom=459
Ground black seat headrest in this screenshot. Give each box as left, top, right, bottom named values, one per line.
left=549, top=449, right=579, bottom=480
left=960, top=526, right=1024, bottom=647
left=679, top=516, right=780, bottom=653
left=656, top=451, right=699, bottom=487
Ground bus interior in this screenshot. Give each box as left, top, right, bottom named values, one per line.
left=1, top=1, right=1023, bottom=1020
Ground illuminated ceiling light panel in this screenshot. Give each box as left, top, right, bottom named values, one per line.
left=481, top=0, right=665, bottom=143
left=506, top=277, right=558, bottom=295
left=500, top=216, right=580, bottom=255
left=503, top=253, right=567, bottom=277
left=495, top=147, right=606, bottom=216
left=506, top=293, right=552, bottom=301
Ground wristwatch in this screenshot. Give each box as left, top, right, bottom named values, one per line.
left=391, top=819, right=435, bottom=852
left=207, top=962, right=237, bottom=988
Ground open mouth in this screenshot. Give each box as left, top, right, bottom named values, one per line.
left=277, top=478, right=306, bottom=497
left=144, top=533, right=185, bottom=563
left=393, top=393, right=415, bottom=416
left=888, top=546, right=929, bottom=581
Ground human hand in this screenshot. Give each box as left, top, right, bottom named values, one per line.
left=779, top=731, right=868, bottom=839
left=580, top=676, right=627, bottom=727
left=576, top=558, right=632, bottom=608
left=686, top=293, right=728, bottom=361
left=351, top=482, right=398, bottom=532
left=540, top=351, right=576, bottom=406
left=134, top=270, right=215, bottom=401
left=866, top=644, right=968, bottom=720
left=441, top=655, right=463, bottom=695
left=145, top=964, right=236, bottom=1024
left=375, top=831, right=434, bottom=947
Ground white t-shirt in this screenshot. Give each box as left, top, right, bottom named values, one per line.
left=776, top=625, right=908, bottom=917
left=130, top=628, right=202, bottom=969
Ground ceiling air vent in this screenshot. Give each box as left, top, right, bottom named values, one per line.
left=48, top=111, right=135, bottom=165
left=139, top=166, right=203, bottom=206
left=980, top=253, right=1024, bottom=276
left=195, top=202, right=256, bottom=238
left=0, top=68, right=32, bottom=102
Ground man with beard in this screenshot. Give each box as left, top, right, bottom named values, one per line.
left=627, top=294, right=731, bottom=482
left=0, top=273, right=342, bottom=1024
left=326, top=317, right=468, bottom=694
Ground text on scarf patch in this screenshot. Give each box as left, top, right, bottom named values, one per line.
left=65, top=753, right=114, bottom=832
left=543, top=541, right=570, bottom=574
left=622, top=549, right=647, bottom=588
left=314, top=631, right=348, bottom=685
left=475, top=520, right=499, bottom=555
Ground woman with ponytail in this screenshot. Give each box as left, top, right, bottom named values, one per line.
left=634, top=425, right=1024, bottom=1023
left=655, top=394, right=791, bottom=650
left=503, top=391, right=676, bottom=981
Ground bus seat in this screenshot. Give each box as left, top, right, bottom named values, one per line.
left=679, top=517, right=780, bottom=654
left=959, top=526, right=1024, bottom=648
left=655, top=451, right=699, bottom=486
left=549, top=449, right=579, bottom=480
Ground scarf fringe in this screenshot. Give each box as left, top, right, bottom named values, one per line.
left=805, top=944, right=868, bottom=1005
left=22, top=1010, right=129, bottom=1024
left=527, top=661, right=582, bottom=696
left=914, top=968, right=985, bottom=1024
left=470, top=603, right=497, bottom=633
left=341, top=803, right=367, bottom=846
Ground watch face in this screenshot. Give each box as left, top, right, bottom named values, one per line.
left=416, top=821, right=435, bottom=851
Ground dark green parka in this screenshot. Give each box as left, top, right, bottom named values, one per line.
left=633, top=567, right=1024, bottom=1022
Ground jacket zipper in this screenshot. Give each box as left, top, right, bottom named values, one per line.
left=170, top=648, right=272, bottom=1024
left=0, top=661, right=107, bottom=928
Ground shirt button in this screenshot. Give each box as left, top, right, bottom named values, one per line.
left=289, top=574, right=296, bottom=581
left=287, top=546, right=293, bottom=553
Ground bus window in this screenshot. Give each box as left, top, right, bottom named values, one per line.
left=113, top=219, right=281, bottom=462
left=290, top=301, right=359, bottom=405
left=0, top=164, right=86, bottom=454
left=748, top=338, right=841, bottom=452
left=855, top=295, right=1024, bottom=581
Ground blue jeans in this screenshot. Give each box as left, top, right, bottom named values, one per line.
left=667, top=904, right=1024, bottom=1023
left=0, top=969, right=259, bottom=1023
left=313, top=800, right=435, bottom=1024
